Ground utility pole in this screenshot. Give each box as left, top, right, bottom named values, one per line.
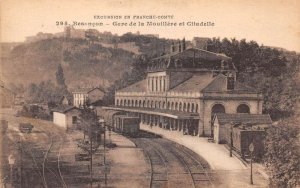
left=17, top=137, right=23, bottom=188
left=103, top=123, right=107, bottom=186
left=230, top=123, right=233, bottom=157
left=90, top=131, right=93, bottom=188
left=249, top=142, right=254, bottom=185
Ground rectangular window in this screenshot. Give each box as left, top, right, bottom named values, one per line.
left=227, top=77, right=235, bottom=90
left=72, top=116, right=77, bottom=124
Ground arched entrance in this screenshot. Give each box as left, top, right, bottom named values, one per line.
left=211, top=104, right=226, bottom=137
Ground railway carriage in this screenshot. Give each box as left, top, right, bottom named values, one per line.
left=113, top=115, right=140, bottom=135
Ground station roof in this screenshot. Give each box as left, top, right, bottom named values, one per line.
left=117, top=74, right=259, bottom=95
left=169, top=74, right=258, bottom=94
left=214, top=113, right=272, bottom=125
left=153, top=48, right=232, bottom=62
left=52, top=105, right=78, bottom=113
left=118, top=79, right=147, bottom=92
left=169, top=73, right=214, bottom=92
left=201, top=74, right=257, bottom=94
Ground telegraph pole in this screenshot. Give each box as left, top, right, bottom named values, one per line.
left=90, top=131, right=93, bottom=188
left=104, top=123, right=107, bottom=186
left=230, top=123, right=233, bottom=157
left=249, top=142, right=254, bottom=185
left=18, top=137, right=22, bottom=188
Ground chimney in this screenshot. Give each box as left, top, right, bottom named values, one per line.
left=182, top=38, right=186, bottom=51
left=171, top=42, right=175, bottom=53
left=227, top=73, right=235, bottom=90
left=178, top=40, right=182, bottom=52
left=221, top=60, right=224, bottom=70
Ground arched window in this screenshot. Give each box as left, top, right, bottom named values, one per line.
left=187, top=103, right=190, bottom=112
left=179, top=102, right=182, bottom=111
left=237, top=104, right=250, bottom=113
left=139, top=100, right=142, bottom=107
left=175, top=102, right=178, bottom=110
left=171, top=102, right=174, bottom=110
left=143, top=100, right=145, bottom=107
left=135, top=100, right=138, bottom=107
left=159, top=77, right=162, bottom=91
left=162, top=101, right=166, bottom=109
left=211, top=104, right=225, bottom=117
left=151, top=78, right=154, bottom=91
left=159, top=101, right=161, bottom=108
left=183, top=103, right=187, bottom=111
left=191, top=103, right=195, bottom=112
left=195, top=104, right=198, bottom=113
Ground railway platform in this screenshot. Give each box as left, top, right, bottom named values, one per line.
left=140, top=123, right=246, bottom=170
left=140, top=123, right=269, bottom=187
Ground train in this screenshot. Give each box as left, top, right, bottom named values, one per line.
left=113, top=115, right=140, bottom=135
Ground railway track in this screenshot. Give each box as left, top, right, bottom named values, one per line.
left=132, top=138, right=169, bottom=188
left=152, top=139, right=214, bottom=188
left=41, top=133, right=67, bottom=188
left=130, top=134, right=215, bottom=188
left=14, top=125, right=67, bottom=188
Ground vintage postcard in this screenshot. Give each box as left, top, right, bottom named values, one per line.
left=0, top=0, right=299, bottom=187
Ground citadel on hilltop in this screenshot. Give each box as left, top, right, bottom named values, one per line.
left=25, top=26, right=159, bottom=43
left=25, top=26, right=86, bottom=42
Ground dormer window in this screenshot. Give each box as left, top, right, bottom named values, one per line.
left=227, top=75, right=235, bottom=90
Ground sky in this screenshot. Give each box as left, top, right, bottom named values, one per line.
left=1, top=0, right=300, bottom=52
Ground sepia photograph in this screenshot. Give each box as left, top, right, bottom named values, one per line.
left=0, top=0, right=299, bottom=187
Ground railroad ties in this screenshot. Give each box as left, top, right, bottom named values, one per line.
left=130, top=133, right=214, bottom=188
left=134, top=139, right=169, bottom=188
left=21, top=130, right=67, bottom=188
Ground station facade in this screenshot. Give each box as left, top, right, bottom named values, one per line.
left=106, top=40, right=263, bottom=136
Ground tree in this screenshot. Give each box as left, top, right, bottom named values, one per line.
left=79, top=107, right=101, bottom=142
left=55, top=64, right=66, bottom=87
left=103, top=54, right=149, bottom=105
left=206, top=37, right=300, bottom=119
left=264, top=119, right=300, bottom=188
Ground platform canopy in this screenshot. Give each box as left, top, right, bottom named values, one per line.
left=103, top=106, right=200, bottom=120
left=96, top=108, right=124, bottom=126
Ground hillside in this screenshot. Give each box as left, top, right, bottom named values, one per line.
left=1, top=33, right=172, bottom=90
left=1, top=38, right=136, bottom=89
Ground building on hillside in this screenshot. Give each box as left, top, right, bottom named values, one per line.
left=72, top=87, right=105, bottom=108
left=0, top=82, right=15, bottom=108
left=25, top=32, right=54, bottom=43
left=104, top=39, right=264, bottom=136
left=65, top=26, right=86, bottom=39
left=60, top=96, right=72, bottom=106
left=52, top=106, right=81, bottom=130
left=212, top=113, right=272, bottom=159
left=192, top=37, right=210, bottom=50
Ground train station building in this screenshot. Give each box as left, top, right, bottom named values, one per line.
left=104, top=39, right=264, bottom=136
